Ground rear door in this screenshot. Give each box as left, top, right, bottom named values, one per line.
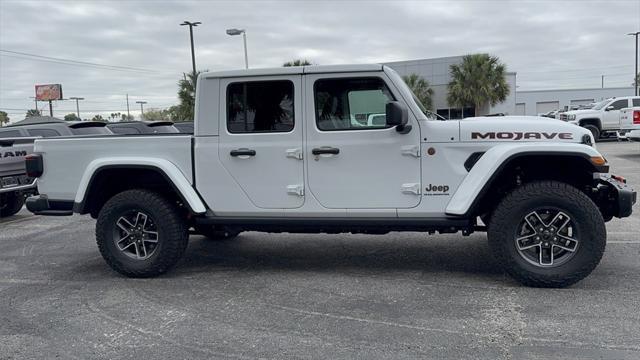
left=218, top=75, right=304, bottom=209
left=305, top=73, right=421, bottom=210
left=602, top=99, right=629, bottom=129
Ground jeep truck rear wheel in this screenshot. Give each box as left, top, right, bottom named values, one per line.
left=96, top=189, right=188, bottom=277
left=0, top=192, right=25, bottom=218
left=488, top=181, right=606, bottom=288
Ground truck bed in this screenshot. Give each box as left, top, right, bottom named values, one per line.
left=33, top=135, right=193, bottom=201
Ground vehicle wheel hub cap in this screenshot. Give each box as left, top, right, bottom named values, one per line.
left=515, top=209, right=579, bottom=267
left=113, top=211, right=159, bottom=260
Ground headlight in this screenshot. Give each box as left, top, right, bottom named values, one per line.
left=568, top=114, right=576, bottom=120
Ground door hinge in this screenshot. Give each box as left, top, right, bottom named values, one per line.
left=401, top=183, right=421, bottom=195
left=286, top=148, right=303, bottom=160
left=401, top=145, right=420, bottom=158
left=286, top=184, right=304, bottom=196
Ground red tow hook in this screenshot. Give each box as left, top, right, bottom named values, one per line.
left=611, top=175, right=626, bottom=184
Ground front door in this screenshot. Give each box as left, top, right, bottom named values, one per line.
left=305, top=74, right=422, bottom=209
left=218, top=76, right=304, bottom=209
left=602, top=98, right=629, bottom=129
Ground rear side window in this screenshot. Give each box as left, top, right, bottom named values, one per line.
left=149, top=125, right=179, bottom=134
left=27, top=129, right=61, bottom=137
left=0, top=130, right=23, bottom=138
left=633, top=98, right=640, bottom=107
left=227, top=80, right=294, bottom=133
left=314, top=77, right=394, bottom=131
left=609, top=99, right=629, bottom=110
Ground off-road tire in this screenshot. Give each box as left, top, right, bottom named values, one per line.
left=488, top=181, right=606, bottom=288
left=0, top=192, right=25, bottom=218
left=96, top=189, right=188, bottom=277
left=583, top=124, right=600, bottom=141
left=196, top=225, right=241, bottom=241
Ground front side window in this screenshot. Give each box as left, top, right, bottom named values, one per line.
left=314, top=77, right=395, bottom=131
left=609, top=99, right=629, bottom=110
left=227, top=80, right=294, bottom=133
left=27, top=129, right=61, bottom=137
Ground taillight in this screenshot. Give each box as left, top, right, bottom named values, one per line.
left=25, top=154, right=43, bottom=178
left=633, top=110, right=640, bottom=125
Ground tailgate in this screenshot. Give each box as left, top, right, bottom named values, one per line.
left=0, top=137, right=36, bottom=177
left=620, top=107, right=640, bottom=131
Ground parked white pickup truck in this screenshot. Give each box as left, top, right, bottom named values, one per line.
left=25, top=64, right=636, bottom=287
left=559, top=96, right=640, bottom=140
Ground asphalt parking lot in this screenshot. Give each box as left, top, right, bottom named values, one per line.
left=1, top=141, right=639, bottom=360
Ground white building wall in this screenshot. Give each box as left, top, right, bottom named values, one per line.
left=515, top=87, right=635, bottom=116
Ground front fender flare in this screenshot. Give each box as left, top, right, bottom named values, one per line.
left=445, top=143, right=603, bottom=216
left=74, top=157, right=207, bottom=214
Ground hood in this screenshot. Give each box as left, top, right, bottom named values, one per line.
left=459, top=116, right=592, bottom=143
left=563, top=109, right=599, bottom=117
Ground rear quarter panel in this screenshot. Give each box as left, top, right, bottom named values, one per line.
left=34, top=135, right=193, bottom=201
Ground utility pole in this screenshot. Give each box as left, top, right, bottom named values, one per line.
left=629, top=32, right=640, bottom=96
left=180, top=21, right=201, bottom=85
left=226, top=28, right=248, bottom=69
left=136, top=101, right=147, bottom=119
left=48, top=100, right=53, bottom=117
left=126, top=94, right=130, bottom=119
left=69, top=97, right=84, bottom=118
left=601, top=75, right=604, bottom=88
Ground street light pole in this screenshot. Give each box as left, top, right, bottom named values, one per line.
left=136, top=101, right=147, bottom=119
left=629, top=32, right=640, bottom=96
left=69, top=97, right=84, bottom=118
left=180, top=21, right=201, bottom=84
left=226, top=28, right=248, bottom=69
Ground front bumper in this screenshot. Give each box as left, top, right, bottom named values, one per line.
left=25, top=195, right=73, bottom=216
left=595, top=174, right=636, bottom=219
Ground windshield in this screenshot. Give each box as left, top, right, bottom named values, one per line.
left=592, top=99, right=610, bottom=110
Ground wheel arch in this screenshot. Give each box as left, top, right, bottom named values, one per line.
left=578, top=118, right=602, bottom=129
left=446, top=145, right=606, bottom=218
left=74, top=158, right=207, bottom=217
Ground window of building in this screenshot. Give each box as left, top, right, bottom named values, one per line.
left=227, top=80, right=294, bottom=133
left=609, top=99, right=629, bottom=110
left=314, top=77, right=395, bottom=131
left=27, top=129, right=61, bottom=137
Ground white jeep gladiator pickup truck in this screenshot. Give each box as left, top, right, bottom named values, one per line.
left=25, top=64, right=636, bottom=287
left=559, top=96, right=640, bottom=140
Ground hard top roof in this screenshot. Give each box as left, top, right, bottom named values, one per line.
left=8, top=116, right=63, bottom=127
left=202, top=64, right=384, bottom=79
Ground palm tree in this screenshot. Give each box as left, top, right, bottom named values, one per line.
left=283, top=59, right=312, bottom=67
left=402, top=74, right=434, bottom=110
left=25, top=109, right=41, bottom=118
left=176, top=71, right=202, bottom=121
left=447, top=54, right=509, bottom=117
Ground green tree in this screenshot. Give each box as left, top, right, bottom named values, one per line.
left=283, top=59, right=312, bottom=67
left=142, top=108, right=171, bottom=121
left=26, top=109, right=41, bottom=118
left=64, top=113, right=81, bottom=121
left=120, top=114, right=134, bottom=121
left=447, top=54, right=509, bottom=117
left=0, top=111, right=9, bottom=126
left=174, top=71, right=203, bottom=121
left=91, top=114, right=106, bottom=122
left=402, top=74, right=434, bottom=110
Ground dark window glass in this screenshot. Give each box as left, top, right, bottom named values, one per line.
left=110, top=126, right=141, bottom=134
left=314, top=77, right=394, bottom=131
left=0, top=130, right=23, bottom=138
left=227, top=80, right=294, bottom=133
left=436, top=109, right=450, bottom=120
left=148, top=125, right=179, bottom=134
left=27, top=129, right=61, bottom=137
left=609, top=99, right=628, bottom=110
left=632, top=98, right=640, bottom=107
left=449, top=108, right=463, bottom=119
left=70, top=127, right=111, bottom=135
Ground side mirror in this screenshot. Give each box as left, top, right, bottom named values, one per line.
left=605, top=105, right=614, bottom=111
left=385, top=101, right=410, bottom=133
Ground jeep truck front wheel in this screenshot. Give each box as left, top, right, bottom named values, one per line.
left=488, top=181, right=606, bottom=288
left=96, top=189, right=189, bottom=277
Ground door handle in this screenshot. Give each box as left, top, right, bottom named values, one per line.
left=312, top=147, right=340, bottom=155
left=230, top=148, right=256, bottom=157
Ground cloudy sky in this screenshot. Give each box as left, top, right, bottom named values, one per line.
left=1, top=0, right=639, bottom=122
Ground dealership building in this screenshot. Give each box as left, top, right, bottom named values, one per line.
left=384, top=56, right=636, bottom=118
